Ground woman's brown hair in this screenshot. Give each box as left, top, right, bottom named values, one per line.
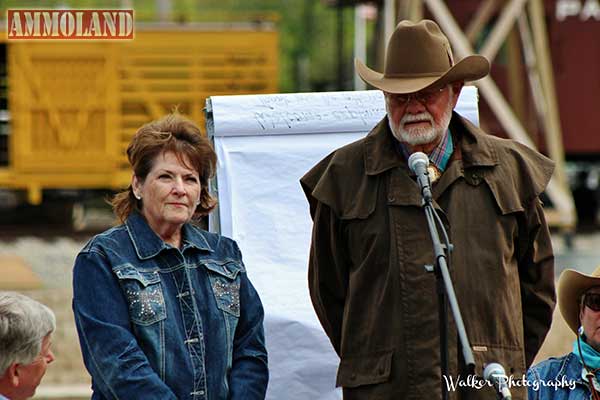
left=111, top=112, right=217, bottom=222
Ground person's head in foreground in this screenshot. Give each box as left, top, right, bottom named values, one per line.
left=0, top=292, right=56, bottom=400
left=112, top=112, right=216, bottom=248
left=528, top=266, right=600, bottom=399
left=356, top=19, right=489, bottom=154
left=560, top=266, right=600, bottom=354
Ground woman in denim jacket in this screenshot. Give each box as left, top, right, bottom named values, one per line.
left=72, top=113, right=268, bottom=400
left=528, top=267, right=600, bottom=399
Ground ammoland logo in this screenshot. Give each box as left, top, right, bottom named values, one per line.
left=7, top=9, right=134, bottom=39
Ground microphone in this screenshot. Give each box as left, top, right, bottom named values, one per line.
left=408, top=152, right=432, bottom=203
left=483, top=362, right=512, bottom=400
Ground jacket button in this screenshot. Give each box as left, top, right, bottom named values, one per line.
left=469, top=172, right=481, bottom=185
left=388, top=195, right=395, bottom=202
left=350, top=373, right=357, bottom=381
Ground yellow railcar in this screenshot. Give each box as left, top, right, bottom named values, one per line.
left=0, top=23, right=278, bottom=205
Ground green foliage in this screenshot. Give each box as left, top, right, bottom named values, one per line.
left=1, top=0, right=365, bottom=92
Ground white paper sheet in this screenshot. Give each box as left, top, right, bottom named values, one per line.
left=208, top=88, right=479, bottom=400
left=210, top=88, right=479, bottom=138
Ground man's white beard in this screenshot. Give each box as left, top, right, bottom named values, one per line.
left=387, top=102, right=453, bottom=146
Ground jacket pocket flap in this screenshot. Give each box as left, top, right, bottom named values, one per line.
left=113, top=264, right=160, bottom=287
left=203, top=259, right=243, bottom=279
left=472, top=344, right=526, bottom=378
left=483, top=178, right=525, bottom=215
left=336, top=350, right=393, bottom=388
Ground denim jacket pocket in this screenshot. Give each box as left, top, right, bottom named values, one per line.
left=113, top=264, right=167, bottom=326
left=204, top=260, right=242, bottom=317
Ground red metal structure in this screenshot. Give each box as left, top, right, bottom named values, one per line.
left=445, top=0, right=600, bottom=158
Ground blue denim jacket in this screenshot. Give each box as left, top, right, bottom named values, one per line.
left=527, top=352, right=591, bottom=399
left=72, top=212, right=268, bottom=400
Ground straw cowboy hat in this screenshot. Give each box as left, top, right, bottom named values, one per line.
left=558, top=266, right=600, bottom=334
left=355, top=19, right=490, bottom=94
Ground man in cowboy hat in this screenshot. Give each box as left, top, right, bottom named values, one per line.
left=301, top=19, right=555, bottom=399
left=528, top=267, right=600, bottom=399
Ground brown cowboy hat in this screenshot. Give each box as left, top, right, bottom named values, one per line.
left=356, top=19, right=490, bottom=94
left=558, top=266, right=600, bottom=334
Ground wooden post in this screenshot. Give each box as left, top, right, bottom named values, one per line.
left=529, top=0, right=570, bottom=194
left=406, top=0, right=424, bottom=21
left=384, top=0, right=397, bottom=44
left=354, top=5, right=367, bottom=90
left=507, top=27, right=527, bottom=128
left=466, top=0, right=499, bottom=44
left=479, top=0, right=528, bottom=62
left=423, top=0, right=576, bottom=229
left=517, top=13, right=547, bottom=127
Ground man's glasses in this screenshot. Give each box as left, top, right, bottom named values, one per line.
left=584, top=292, right=600, bottom=312
left=387, top=87, right=446, bottom=105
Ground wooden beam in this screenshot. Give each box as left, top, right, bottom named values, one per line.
left=479, top=0, right=528, bottom=62
left=384, top=0, right=397, bottom=44
left=406, top=0, right=424, bottom=21
left=423, top=0, right=576, bottom=228
left=517, top=13, right=547, bottom=124
left=466, top=0, right=499, bottom=45
left=506, top=26, right=527, bottom=127
left=529, top=0, right=570, bottom=192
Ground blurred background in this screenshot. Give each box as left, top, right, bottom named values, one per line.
left=0, top=0, right=599, bottom=398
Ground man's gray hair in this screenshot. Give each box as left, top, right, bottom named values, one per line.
left=0, top=292, right=56, bottom=375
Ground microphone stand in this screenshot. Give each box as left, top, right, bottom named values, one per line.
left=418, top=175, right=475, bottom=400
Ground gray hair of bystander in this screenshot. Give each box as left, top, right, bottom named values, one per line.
left=0, top=292, right=56, bottom=375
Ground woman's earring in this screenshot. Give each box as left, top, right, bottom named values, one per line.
left=579, top=326, right=585, bottom=336
left=135, top=193, right=142, bottom=200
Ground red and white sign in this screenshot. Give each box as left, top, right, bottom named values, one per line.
left=556, top=0, right=600, bottom=21
left=7, top=9, right=134, bottom=39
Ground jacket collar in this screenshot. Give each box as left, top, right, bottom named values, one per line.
left=363, top=112, right=499, bottom=176
left=452, top=114, right=499, bottom=169
left=364, top=117, right=405, bottom=175
left=125, top=211, right=212, bottom=260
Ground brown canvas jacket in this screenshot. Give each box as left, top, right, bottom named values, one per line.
left=300, top=113, right=556, bottom=400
